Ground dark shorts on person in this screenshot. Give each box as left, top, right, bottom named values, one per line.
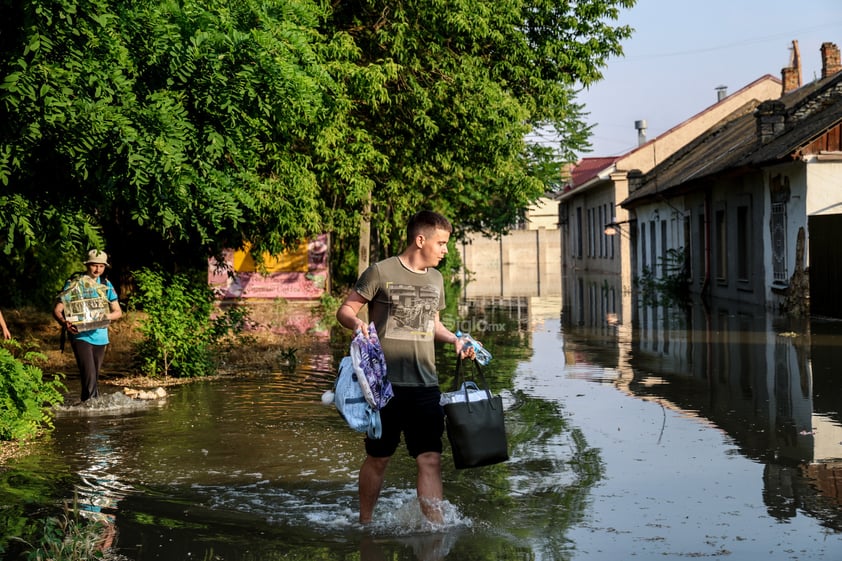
left=365, top=385, right=444, bottom=458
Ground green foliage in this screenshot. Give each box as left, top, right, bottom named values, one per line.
left=313, top=291, right=341, bottom=331
left=209, top=301, right=253, bottom=349
left=636, top=247, right=690, bottom=306
left=0, top=0, right=634, bottom=300
left=131, top=268, right=251, bottom=377
left=320, top=0, right=635, bottom=259
left=0, top=340, right=66, bottom=442
left=1, top=0, right=333, bottom=297
left=436, top=238, right=465, bottom=331
left=10, top=499, right=109, bottom=561
left=0, top=196, right=105, bottom=308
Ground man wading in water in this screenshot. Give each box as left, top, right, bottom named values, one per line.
left=336, top=210, right=472, bottom=524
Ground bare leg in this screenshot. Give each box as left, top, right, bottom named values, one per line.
left=416, top=451, right=443, bottom=524
left=359, top=455, right=390, bottom=524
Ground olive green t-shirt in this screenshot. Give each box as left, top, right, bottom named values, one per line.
left=355, top=256, right=445, bottom=387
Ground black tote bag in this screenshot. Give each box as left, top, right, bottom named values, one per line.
left=443, top=358, right=509, bottom=469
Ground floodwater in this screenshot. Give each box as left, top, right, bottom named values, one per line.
left=2, top=296, right=842, bottom=560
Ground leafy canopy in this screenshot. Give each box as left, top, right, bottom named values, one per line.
left=0, top=0, right=633, bottom=300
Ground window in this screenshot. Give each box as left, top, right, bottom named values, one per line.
left=660, top=220, right=668, bottom=278
left=576, top=207, right=583, bottom=258
left=770, top=174, right=790, bottom=283
left=649, top=221, right=657, bottom=277
left=771, top=200, right=787, bottom=282
left=594, top=206, right=605, bottom=257
left=696, top=210, right=705, bottom=283
left=715, top=209, right=727, bottom=281
left=737, top=205, right=750, bottom=282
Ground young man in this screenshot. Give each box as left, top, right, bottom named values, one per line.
left=336, top=210, right=471, bottom=524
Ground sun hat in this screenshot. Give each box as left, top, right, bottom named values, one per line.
left=85, top=250, right=110, bottom=267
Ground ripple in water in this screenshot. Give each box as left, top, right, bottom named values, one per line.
left=192, top=481, right=472, bottom=535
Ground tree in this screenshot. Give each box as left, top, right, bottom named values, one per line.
left=0, top=0, right=634, bottom=301
left=317, top=0, right=633, bottom=273
left=0, top=0, right=340, bottom=303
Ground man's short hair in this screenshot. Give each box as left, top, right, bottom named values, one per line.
left=407, top=211, right=452, bottom=244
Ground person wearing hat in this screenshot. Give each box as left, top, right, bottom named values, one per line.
left=53, top=249, right=122, bottom=402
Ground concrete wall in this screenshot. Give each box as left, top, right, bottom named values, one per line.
left=458, top=228, right=561, bottom=298
left=523, top=196, right=560, bottom=230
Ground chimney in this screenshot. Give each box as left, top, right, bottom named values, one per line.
left=756, top=100, right=786, bottom=144
left=821, top=42, right=841, bottom=78
left=715, top=85, right=728, bottom=101
left=627, top=169, right=644, bottom=192
left=781, top=40, right=802, bottom=94
left=634, top=120, right=647, bottom=146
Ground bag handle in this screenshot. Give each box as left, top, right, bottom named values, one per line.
left=452, top=357, right=495, bottom=410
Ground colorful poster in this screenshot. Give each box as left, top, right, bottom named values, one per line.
left=208, top=234, right=329, bottom=300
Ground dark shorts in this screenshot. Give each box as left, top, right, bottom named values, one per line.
left=365, top=385, right=444, bottom=458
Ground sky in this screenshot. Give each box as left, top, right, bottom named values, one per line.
left=568, top=0, right=842, bottom=158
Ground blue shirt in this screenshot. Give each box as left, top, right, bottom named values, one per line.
left=63, top=277, right=118, bottom=346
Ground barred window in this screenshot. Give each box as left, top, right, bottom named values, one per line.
left=771, top=201, right=787, bottom=282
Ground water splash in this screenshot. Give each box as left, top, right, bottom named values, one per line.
left=370, top=491, right=472, bottom=535
left=191, top=482, right=472, bottom=536
left=54, top=391, right=165, bottom=415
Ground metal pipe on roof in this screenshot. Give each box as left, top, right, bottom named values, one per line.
left=635, top=120, right=647, bottom=146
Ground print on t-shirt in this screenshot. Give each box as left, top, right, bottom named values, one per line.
left=385, top=283, right=440, bottom=341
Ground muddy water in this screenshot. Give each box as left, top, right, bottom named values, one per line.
left=2, top=297, right=842, bottom=560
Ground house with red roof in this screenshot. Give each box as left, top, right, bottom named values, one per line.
left=621, top=42, right=842, bottom=317
left=558, top=74, right=782, bottom=327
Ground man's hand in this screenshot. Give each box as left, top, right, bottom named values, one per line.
left=456, top=338, right=477, bottom=360
left=355, top=321, right=370, bottom=339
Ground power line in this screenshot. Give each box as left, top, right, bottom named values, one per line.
left=621, top=22, right=842, bottom=60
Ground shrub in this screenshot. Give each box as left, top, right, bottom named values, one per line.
left=635, top=247, right=689, bottom=307
left=131, top=268, right=251, bottom=377
left=9, top=499, right=114, bottom=561
left=0, top=341, right=65, bottom=441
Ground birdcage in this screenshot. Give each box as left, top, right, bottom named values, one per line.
left=60, top=276, right=111, bottom=332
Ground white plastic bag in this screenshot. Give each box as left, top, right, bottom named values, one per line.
left=439, top=381, right=490, bottom=406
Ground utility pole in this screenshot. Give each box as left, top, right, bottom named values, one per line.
left=357, top=194, right=371, bottom=323
left=358, top=194, right=371, bottom=277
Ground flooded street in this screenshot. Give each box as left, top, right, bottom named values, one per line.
left=1, top=297, right=841, bottom=560
left=524, top=317, right=841, bottom=559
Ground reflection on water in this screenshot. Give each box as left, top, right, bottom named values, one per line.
left=561, top=279, right=842, bottom=551
left=2, top=294, right=842, bottom=559
left=628, top=298, right=842, bottom=531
